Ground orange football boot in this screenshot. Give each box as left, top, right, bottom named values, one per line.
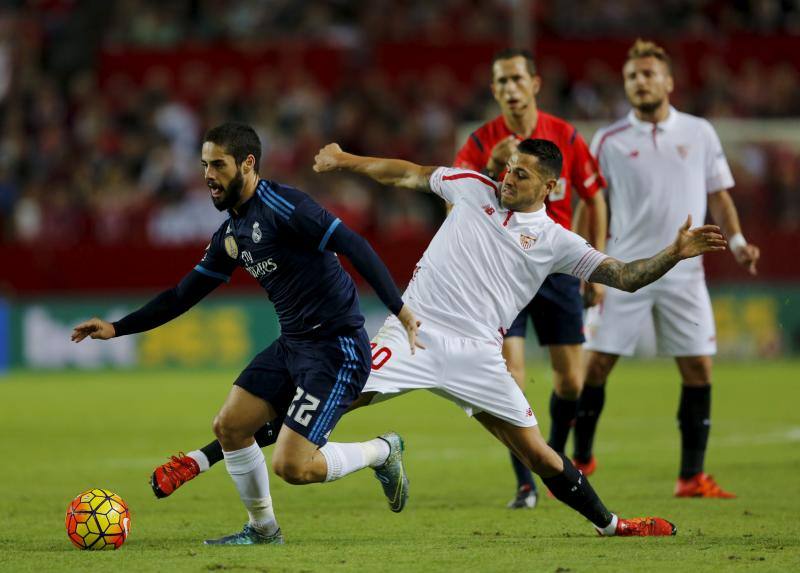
left=614, top=517, right=677, bottom=537
left=150, top=453, right=200, bottom=499
left=674, top=472, right=736, bottom=499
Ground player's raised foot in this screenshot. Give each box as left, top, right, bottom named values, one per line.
left=612, top=517, right=677, bottom=537
left=150, top=453, right=200, bottom=499
left=373, top=432, right=409, bottom=513
left=572, top=456, right=597, bottom=477
left=204, top=524, right=284, bottom=546
left=674, top=472, right=736, bottom=499
left=507, top=484, right=538, bottom=509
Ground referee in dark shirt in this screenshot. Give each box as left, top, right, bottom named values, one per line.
left=72, top=123, right=420, bottom=545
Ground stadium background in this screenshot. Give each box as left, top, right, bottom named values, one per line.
left=1, top=1, right=799, bottom=372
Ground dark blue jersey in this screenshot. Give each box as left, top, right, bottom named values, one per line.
left=196, top=179, right=364, bottom=338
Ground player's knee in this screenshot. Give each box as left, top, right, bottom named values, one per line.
left=584, top=357, right=612, bottom=387
left=554, top=370, right=583, bottom=400
left=272, top=459, right=310, bottom=485
left=212, top=414, right=247, bottom=447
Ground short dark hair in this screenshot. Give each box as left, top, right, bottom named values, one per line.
left=517, top=139, right=562, bottom=179
left=492, top=48, right=537, bottom=76
left=203, top=122, right=261, bottom=171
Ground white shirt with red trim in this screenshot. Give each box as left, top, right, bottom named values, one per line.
left=591, top=107, right=734, bottom=281
left=401, top=167, right=607, bottom=343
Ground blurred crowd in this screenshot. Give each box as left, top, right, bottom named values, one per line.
left=0, top=0, right=799, bottom=248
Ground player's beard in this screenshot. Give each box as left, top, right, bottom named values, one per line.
left=211, top=170, right=244, bottom=212
left=635, top=97, right=665, bottom=115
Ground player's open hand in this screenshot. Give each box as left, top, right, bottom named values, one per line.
left=313, top=143, right=345, bottom=173
left=71, top=318, right=116, bottom=342
left=672, top=215, right=727, bottom=259
left=397, top=305, right=425, bottom=354
left=733, top=242, right=760, bottom=275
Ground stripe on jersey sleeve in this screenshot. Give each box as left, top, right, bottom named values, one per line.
left=572, top=250, right=608, bottom=281
left=194, top=265, right=231, bottom=282
left=318, top=218, right=342, bottom=251
left=442, top=171, right=498, bottom=190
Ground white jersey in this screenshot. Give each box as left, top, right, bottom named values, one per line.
left=401, top=167, right=607, bottom=343
left=591, top=107, right=734, bottom=281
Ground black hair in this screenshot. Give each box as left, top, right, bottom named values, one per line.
left=492, top=48, right=537, bottom=76
left=203, top=122, right=261, bottom=171
left=517, top=139, right=562, bottom=179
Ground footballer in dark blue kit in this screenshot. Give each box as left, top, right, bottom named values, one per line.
left=72, top=122, right=421, bottom=546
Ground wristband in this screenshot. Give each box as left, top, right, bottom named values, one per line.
left=729, top=233, right=747, bottom=251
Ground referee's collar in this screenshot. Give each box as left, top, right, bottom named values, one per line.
left=627, top=106, right=678, bottom=133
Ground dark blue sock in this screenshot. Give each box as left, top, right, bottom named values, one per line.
left=573, top=385, right=605, bottom=462
left=548, top=391, right=578, bottom=454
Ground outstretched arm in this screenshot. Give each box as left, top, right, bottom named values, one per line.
left=588, top=216, right=726, bottom=293
left=314, top=143, right=437, bottom=192
left=71, top=270, right=223, bottom=341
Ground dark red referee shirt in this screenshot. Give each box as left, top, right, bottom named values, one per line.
left=454, top=112, right=605, bottom=229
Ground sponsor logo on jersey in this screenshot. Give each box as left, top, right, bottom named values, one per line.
left=519, top=234, right=537, bottom=250
left=677, top=144, right=689, bottom=159
left=245, top=258, right=278, bottom=279
left=224, top=235, right=239, bottom=259
left=482, top=204, right=495, bottom=216
left=252, top=221, right=262, bottom=243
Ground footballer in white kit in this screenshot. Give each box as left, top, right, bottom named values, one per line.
left=584, top=107, right=732, bottom=357
left=365, top=166, right=606, bottom=427
left=311, top=136, right=727, bottom=538
left=572, top=39, right=760, bottom=499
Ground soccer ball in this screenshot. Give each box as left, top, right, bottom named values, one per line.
left=65, top=488, right=131, bottom=550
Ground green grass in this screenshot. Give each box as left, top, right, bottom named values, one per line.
left=1, top=360, right=799, bottom=572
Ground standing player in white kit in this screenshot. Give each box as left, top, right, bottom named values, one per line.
left=572, top=39, right=760, bottom=498
left=313, top=136, right=727, bottom=536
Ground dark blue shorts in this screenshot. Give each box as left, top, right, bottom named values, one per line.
left=506, top=274, right=585, bottom=345
left=234, top=327, right=371, bottom=446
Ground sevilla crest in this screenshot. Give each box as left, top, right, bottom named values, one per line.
left=519, top=234, right=536, bottom=250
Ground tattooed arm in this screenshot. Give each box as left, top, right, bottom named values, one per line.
left=588, top=215, right=727, bottom=292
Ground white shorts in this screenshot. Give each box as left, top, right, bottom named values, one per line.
left=363, top=316, right=537, bottom=427
left=584, top=278, right=717, bottom=357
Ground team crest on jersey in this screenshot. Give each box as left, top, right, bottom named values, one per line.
left=519, top=234, right=537, bottom=250
left=252, top=221, right=262, bottom=243
left=677, top=144, right=689, bottom=159
left=224, top=235, right=239, bottom=259
left=482, top=204, right=495, bottom=216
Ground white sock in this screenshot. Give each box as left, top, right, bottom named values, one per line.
left=187, top=450, right=210, bottom=473
left=319, top=438, right=390, bottom=482
left=596, top=514, right=619, bottom=536
left=223, top=442, right=278, bottom=535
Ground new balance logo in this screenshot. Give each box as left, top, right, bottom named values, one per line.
left=629, top=150, right=639, bottom=158
left=482, top=204, right=495, bottom=216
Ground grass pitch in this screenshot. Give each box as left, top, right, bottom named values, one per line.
left=1, top=359, right=799, bottom=572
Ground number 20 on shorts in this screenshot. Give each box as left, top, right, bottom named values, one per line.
left=370, top=342, right=392, bottom=370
